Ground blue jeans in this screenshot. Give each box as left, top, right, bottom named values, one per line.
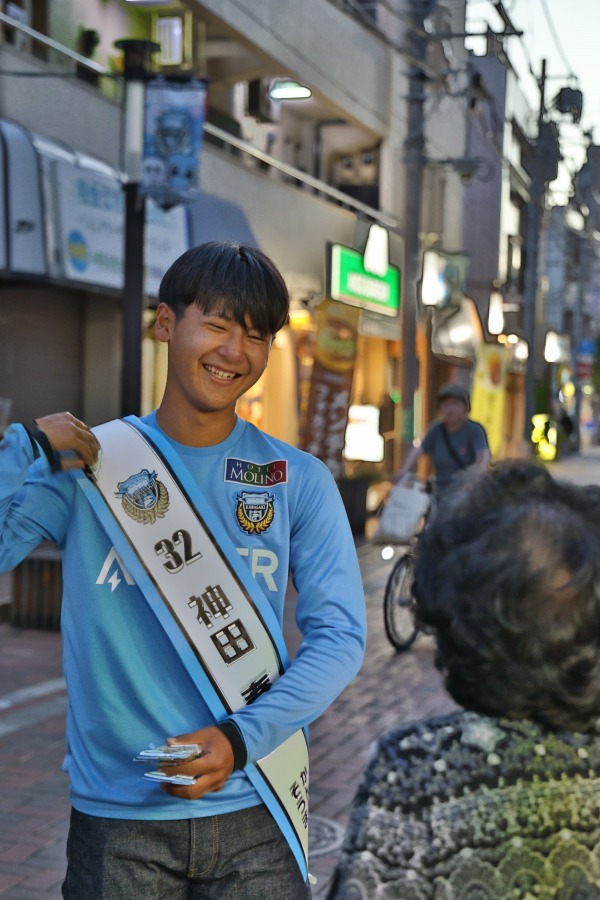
left=62, top=805, right=311, bottom=899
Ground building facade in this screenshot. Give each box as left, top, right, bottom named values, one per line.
left=0, top=0, right=492, bottom=485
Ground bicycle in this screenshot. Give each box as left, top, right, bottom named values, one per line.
left=381, top=482, right=433, bottom=652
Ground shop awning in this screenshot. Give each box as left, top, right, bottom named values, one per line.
left=187, top=191, right=258, bottom=247
left=0, top=119, right=257, bottom=293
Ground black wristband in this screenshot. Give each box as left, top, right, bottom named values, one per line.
left=29, top=425, right=61, bottom=473
left=22, top=425, right=41, bottom=460
left=216, top=720, right=248, bottom=770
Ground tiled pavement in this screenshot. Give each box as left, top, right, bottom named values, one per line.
left=1, top=451, right=599, bottom=897
left=0, top=626, right=68, bottom=899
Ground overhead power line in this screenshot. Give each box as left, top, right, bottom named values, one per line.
left=537, top=0, right=575, bottom=77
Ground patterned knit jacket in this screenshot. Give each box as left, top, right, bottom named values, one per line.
left=329, top=709, right=600, bottom=899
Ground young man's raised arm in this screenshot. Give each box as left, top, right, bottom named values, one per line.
left=0, top=413, right=100, bottom=571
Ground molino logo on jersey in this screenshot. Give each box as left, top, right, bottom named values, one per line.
left=225, top=458, right=288, bottom=486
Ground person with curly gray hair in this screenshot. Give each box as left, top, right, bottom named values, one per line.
left=329, top=461, right=600, bottom=899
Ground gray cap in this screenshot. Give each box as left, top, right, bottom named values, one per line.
left=437, top=382, right=470, bottom=411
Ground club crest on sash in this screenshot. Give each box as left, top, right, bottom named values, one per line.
left=116, top=469, right=169, bottom=525
left=236, top=490, right=274, bottom=535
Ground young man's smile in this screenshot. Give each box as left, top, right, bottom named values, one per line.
left=203, top=364, right=239, bottom=382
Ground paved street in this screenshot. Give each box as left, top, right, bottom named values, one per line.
left=1, top=448, right=599, bottom=898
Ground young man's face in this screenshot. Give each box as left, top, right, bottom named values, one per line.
left=156, top=302, right=273, bottom=417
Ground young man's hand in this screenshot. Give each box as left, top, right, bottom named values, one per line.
left=34, top=412, right=101, bottom=470
left=159, top=726, right=236, bottom=799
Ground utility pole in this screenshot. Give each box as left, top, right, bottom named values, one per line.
left=400, top=0, right=435, bottom=463
left=573, top=229, right=590, bottom=447
left=521, top=60, right=547, bottom=445
left=522, top=65, right=563, bottom=447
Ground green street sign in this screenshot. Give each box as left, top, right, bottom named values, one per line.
left=328, top=242, right=400, bottom=318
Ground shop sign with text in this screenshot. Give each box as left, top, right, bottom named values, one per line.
left=327, top=243, right=400, bottom=318
left=54, top=159, right=189, bottom=296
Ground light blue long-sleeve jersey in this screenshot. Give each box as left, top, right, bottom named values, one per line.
left=0, top=414, right=366, bottom=819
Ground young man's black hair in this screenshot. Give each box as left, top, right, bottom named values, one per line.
left=158, top=241, right=289, bottom=337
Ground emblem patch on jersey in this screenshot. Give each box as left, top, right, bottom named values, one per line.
left=225, top=458, right=288, bottom=487
left=116, top=469, right=169, bottom=525
left=235, top=490, right=275, bottom=535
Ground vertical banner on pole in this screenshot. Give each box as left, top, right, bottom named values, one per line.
left=300, top=299, right=360, bottom=478
left=470, top=343, right=509, bottom=459
left=141, top=77, right=208, bottom=209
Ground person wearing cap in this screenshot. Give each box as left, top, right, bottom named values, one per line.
left=395, top=383, right=490, bottom=495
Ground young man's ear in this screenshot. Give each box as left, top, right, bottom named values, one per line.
left=154, top=303, right=175, bottom=343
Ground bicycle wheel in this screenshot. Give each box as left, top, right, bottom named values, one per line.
left=383, top=553, right=418, bottom=651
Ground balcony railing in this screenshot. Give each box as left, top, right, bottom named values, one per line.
left=0, top=9, right=397, bottom=229
left=0, top=10, right=112, bottom=78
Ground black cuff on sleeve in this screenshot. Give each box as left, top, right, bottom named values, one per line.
left=216, top=720, right=248, bottom=770
left=22, top=425, right=41, bottom=460
left=29, top=425, right=61, bottom=473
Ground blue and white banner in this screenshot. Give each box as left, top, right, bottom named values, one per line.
left=142, top=77, right=208, bottom=209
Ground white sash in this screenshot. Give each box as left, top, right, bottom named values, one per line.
left=73, top=416, right=309, bottom=878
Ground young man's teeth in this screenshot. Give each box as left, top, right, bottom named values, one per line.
left=205, top=365, right=236, bottom=380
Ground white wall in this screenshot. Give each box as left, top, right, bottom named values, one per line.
left=199, top=147, right=360, bottom=291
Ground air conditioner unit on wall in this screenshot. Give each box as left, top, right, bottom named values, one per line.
left=152, top=12, right=200, bottom=71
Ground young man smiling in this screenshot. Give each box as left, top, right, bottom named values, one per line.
left=0, top=241, right=366, bottom=898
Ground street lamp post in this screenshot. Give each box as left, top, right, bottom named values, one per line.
left=115, top=38, right=160, bottom=417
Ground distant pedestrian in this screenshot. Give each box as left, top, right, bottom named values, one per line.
left=395, top=383, right=490, bottom=496
left=329, top=460, right=600, bottom=899
left=0, top=241, right=366, bottom=899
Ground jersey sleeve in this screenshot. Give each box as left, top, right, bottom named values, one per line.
left=0, top=424, right=74, bottom=571
left=228, top=456, right=367, bottom=762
